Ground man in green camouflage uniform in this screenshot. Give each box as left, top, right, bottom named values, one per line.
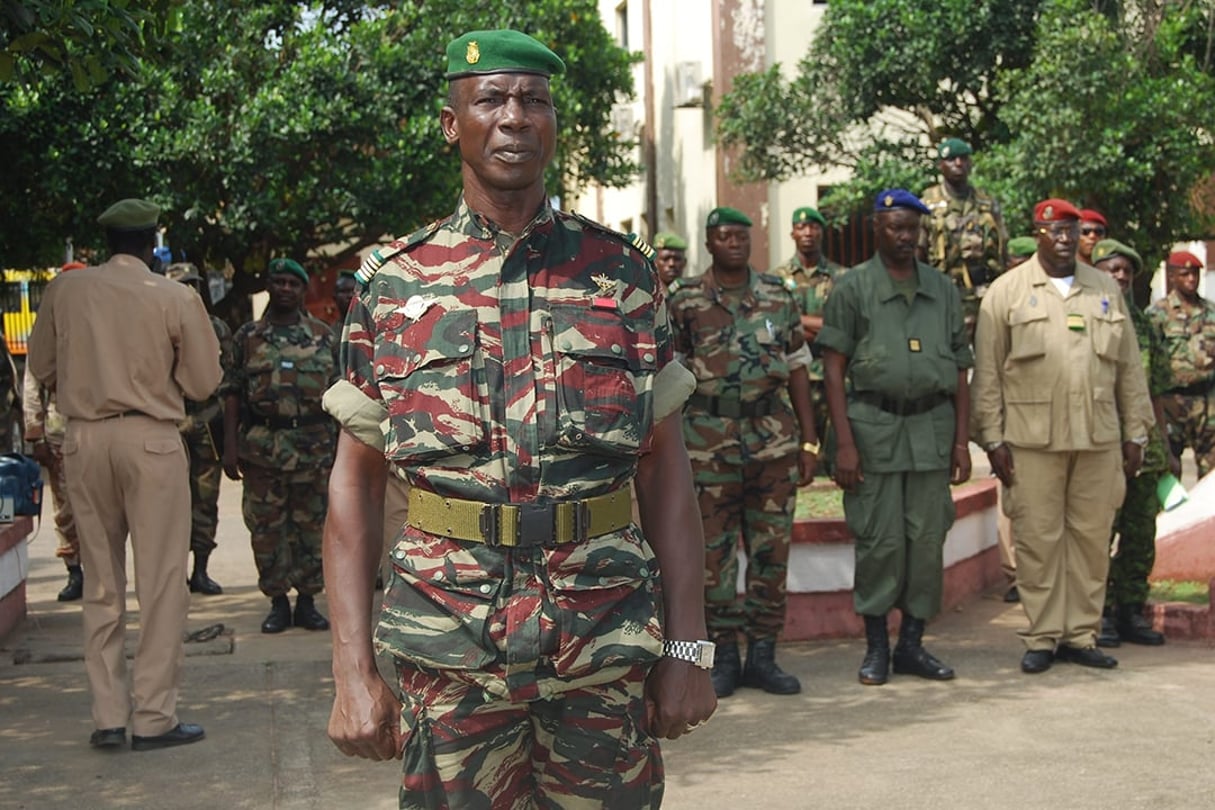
left=333, top=270, right=356, bottom=339
left=1091, top=240, right=1171, bottom=647
left=222, top=257, right=337, bottom=633
left=652, top=231, right=689, bottom=290
left=919, top=138, right=1007, bottom=341
left=669, top=206, right=819, bottom=699
left=168, top=263, right=233, bottom=595
left=1147, top=251, right=1215, bottom=479
left=321, top=30, right=715, bottom=809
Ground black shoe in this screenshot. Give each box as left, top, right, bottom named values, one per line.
left=858, top=615, right=890, bottom=686
left=58, top=565, right=83, bottom=602
left=188, top=551, right=223, bottom=595
left=293, top=594, right=330, bottom=631
left=1003, top=585, right=1020, bottom=603
left=709, top=642, right=741, bottom=698
left=261, top=595, right=292, bottom=634
left=89, top=727, right=126, bottom=749
left=131, top=723, right=205, bottom=751
left=1021, top=649, right=1054, bottom=674
left=1116, top=605, right=1165, bottom=646
left=1096, top=613, right=1121, bottom=648
left=1055, top=644, right=1118, bottom=669
left=891, top=616, right=955, bottom=680
left=741, top=639, right=801, bottom=695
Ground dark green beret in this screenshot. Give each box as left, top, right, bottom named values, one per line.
left=792, top=206, right=827, bottom=227
left=652, top=231, right=688, bottom=250
left=338, top=269, right=357, bottom=279
left=938, top=138, right=973, bottom=159
left=445, top=30, right=565, bottom=79
left=706, top=207, right=752, bottom=229
left=97, top=198, right=160, bottom=231
left=1091, top=238, right=1143, bottom=275
left=1007, top=236, right=1037, bottom=258
left=268, top=257, right=309, bottom=284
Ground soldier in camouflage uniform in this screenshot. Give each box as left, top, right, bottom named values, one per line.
left=652, top=231, right=689, bottom=289
left=669, top=206, right=819, bottom=699
left=167, top=263, right=233, bottom=595
left=1147, top=251, right=1215, bottom=479
left=919, top=138, right=1007, bottom=342
left=222, top=258, right=338, bottom=634
left=321, top=30, right=715, bottom=809
left=333, top=270, right=356, bottom=339
left=1091, top=240, right=1171, bottom=647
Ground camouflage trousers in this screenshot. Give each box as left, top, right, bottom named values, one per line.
left=809, top=380, right=833, bottom=478
left=240, top=463, right=329, bottom=597
left=393, top=662, right=661, bottom=810
left=184, top=429, right=222, bottom=555
left=1161, top=392, right=1215, bottom=478
left=1106, top=470, right=1159, bottom=608
left=694, top=453, right=796, bottom=643
left=43, top=440, right=79, bottom=565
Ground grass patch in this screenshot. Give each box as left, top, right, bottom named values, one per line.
left=1149, top=580, right=1210, bottom=605
left=795, top=484, right=844, bottom=520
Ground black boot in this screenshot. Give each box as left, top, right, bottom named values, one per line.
left=1097, top=607, right=1121, bottom=648
left=260, top=595, right=292, bottom=634
left=741, top=639, right=801, bottom=695
left=57, top=564, right=83, bottom=602
left=892, top=615, right=955, bottom=680
left=188, top=551, right=223, bottom=596
left=858, top=615, right=890, bottom=686
left=1116, top=603, right=1165, bottom=646
left=709, top=642, right=741, bottom=698
left=293, top=593, right=330, bottom=631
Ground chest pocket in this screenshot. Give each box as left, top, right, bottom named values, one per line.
left=1007, top=305, right=1049, bottom=362
left=1091, top=310, right=1127, bottom=363
left=243, top=338, right=333, bottom=417
left=549, top=305, right=657, bottom=458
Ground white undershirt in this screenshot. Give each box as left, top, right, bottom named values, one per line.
left=1049, top=275, right=1075, bottom=296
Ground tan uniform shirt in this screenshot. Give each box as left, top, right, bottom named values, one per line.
left=28, top=254, right=222, bottom=419
left=971, top=255, right=1153, bottom=450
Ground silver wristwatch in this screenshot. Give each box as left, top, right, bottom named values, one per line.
left=662, top=639, right=715, bottom=669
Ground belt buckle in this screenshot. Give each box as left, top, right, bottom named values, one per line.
left=573, top=501, right=591, bottom=543
left=518, top=503, right=555, bottom=547
left=478, top=505, right=502, bottom=547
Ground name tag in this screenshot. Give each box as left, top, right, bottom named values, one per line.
left=908, top=338, right=922, bottom=352
left=281, top=360, right=295, bottom=369
left=1066, top=313, right=1085, bottom=332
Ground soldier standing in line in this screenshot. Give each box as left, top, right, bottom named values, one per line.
left=919, top=138, right=1007, bottom=341
left=222, top=258, right=338, bottom=634
left=669, top=206, right=819, bottom=698
left=1077, top=209, right=1108, bottom=267
left=1147, top=251, right=1215, bottom=479
left=652, top=231, right=689, bottom=289
left=333, top=270, right=357, bottom=338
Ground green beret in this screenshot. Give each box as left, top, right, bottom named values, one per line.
left=706, top=207, right=752, bottom=229
left=791, top=206, right=827, bottom=227
left=1007, top=236, right=1037, bottom=258
left=1091, top=238, right=1143, bottom=276
left=165, top=262, right=202, bottom=284
left=268, top=257, right=309, bottom=284
left=937, top=138, right=973, bottom=160
left=652, top=232, right=688, bottom=250
left=97, top=198, right=160, bottom=231
left=445, top=30, right=565, bottom=79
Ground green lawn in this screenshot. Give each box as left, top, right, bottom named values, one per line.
left=1149, top=580, right=1210, bottom=605
left=795, top=484, right=844, bottom=520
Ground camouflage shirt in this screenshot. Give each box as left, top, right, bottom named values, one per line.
left=222, top=313, right=338, bottom=470
left=919, top=183, right=1006, bottom=294
left=1127, top=296, right=1171, bottom=473
left=769, top=253, right=846, bottom=381
left=668, top=267, right=804, bottom=464
left=1147, top=289, right=1215, bottom=389
left=183, top=315, right=233, bottom=428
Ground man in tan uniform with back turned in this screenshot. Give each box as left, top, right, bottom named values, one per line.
left=29, top=198, right=222, bottom=751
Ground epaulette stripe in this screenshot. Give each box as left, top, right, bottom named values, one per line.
left=354, top=220, right=442, bottom=285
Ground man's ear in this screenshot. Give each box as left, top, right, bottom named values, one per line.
left=440, top=106, right=459, bottom=145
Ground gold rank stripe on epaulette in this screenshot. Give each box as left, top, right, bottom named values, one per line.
left=627, top=232, right=655, bottom=262
left=353, top=221, right=441, bottom=285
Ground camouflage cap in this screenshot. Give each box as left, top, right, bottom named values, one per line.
left=652, top=231, right=688, bottom=250
left=791, top=206, right=827, bottom=227
left=1007, top=236, right=1037, bottom=258
left=1091, top=238, right=1143, bottom=275
left=938, top=138, right=973, bottom=159
left=706, top=207, right=752, bottom=229
left=445, top=30, right=565, bottom=79
left=96, top=198, right=160, bottom=231
left=165, top=262, right=202, bottom=283
left=268, top=257, right=309, bottom=284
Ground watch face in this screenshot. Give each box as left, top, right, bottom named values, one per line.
left=696, top=641, right=716, bottom=669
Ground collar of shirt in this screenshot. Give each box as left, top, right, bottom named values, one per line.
left=868, top=257, right=939, bottom=304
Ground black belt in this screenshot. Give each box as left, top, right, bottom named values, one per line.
left=250, top=414, right=331, bottom=430
left=1167, top=380, right=1213, bottom=397
left=101, top=409, right=151, bottom=420
left=687, top=392, right=777, bottom=418
left=853, top=391, right=951, bottom=416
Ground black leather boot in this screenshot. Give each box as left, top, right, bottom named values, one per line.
left=188, top=551, right=223, bottom=595
left=1097, top=607, right=1121, bottom=648
left=858, top=615, right=890, bottom=686
left=741, top=639, right=801, bottom=695
left=892, top=615, right=955, bottom=680
left=58, top=564, right=83, bottom=602
left=1116, top=603, right=1164, bottom=646
left=260, top=595, right=292, bottom=634
left=709, top=642, right=741, bottom=698
left=293, top=593, right=330, bottom=631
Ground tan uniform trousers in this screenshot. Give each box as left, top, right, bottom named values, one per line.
left=64, top=414, right=191, bottom=736
left=1002, top=445, right=1125, bottom=651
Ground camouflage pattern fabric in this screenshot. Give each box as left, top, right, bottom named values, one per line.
left=919, top=183, right=1006, bottom=336
left=44, top=441, right=79, bottom=564
left=1107, top=470, right=1158, bottom=608
left=241, top=463, right=328, bottom=597
left=181, top=314, right=232, bottom=555
left=768, top=254, right=846, bottom=382
left=1147, top=290, right=1215, bottom=476
left=1128, top=298, right=1171, bottom=475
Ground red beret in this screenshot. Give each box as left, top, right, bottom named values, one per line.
left=1033, top=198, right=1081, bottom=222
left=1079, top=209, right=1107, bottom=226
left=60, top=261, right=87, bottom=272
left=1166, top=251, right=1204, bottom=270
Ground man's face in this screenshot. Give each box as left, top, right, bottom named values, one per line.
left=268, top=272, right=306, bottom=313
left=654, top=248, right=687, bottom=285
left=706, top=225, right=751, bottom=273
left=791, top=221, right=823, bottom=257
left=442, top=73, right=557, bottom=196
left=334, top=276, right=356, bottom=317
left=1170, top=266, right=1201, bottom=298
left=1078, top=219, right=1106, bottom=258
left=873, top=209, right=921, bottom=263
left=1034, top=220, right=1079, bottom=268
left=1096, top=255, right=1134, bottom=294
left=939, top=155, right=972, bottom=186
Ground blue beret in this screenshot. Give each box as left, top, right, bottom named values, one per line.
left=875, top=189, right=930, bottom=216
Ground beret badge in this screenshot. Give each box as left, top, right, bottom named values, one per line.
left=466, top=41, right=480, bottom=65
left=884, top=195, right=893, bottom=208
left=1043, top=205, right=1053, bottom=219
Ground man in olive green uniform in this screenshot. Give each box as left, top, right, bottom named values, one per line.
left=817, top=189, right=972, bottom=686
left=222, top=258, right=338, bottom=634
left=919, top=138, right=1007, bottom=341
left=1147, top=251, right=1215, bottom=479
left=1091, top=239, right=1171, bottom=647
left=972, top=198, right=1154, bottom=675
left=669, top=206, right=819, bottom=698
left=653, top=231, right=689, bottom=290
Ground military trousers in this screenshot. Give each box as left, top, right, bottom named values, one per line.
left=43, top=439, right=80, bottom=565
left=184, top=428, right=222, bottom=555
left=694, top=453, right=796, bottom=644
left=843, top=468, right=954, bottom=619
left=64, top=414, right=191, bottom=736
left=1002, top=446, right=1124, bottom=651
left=1161, top=391, right=1215, bottom=478
left=1106, top=469, right=1160, bottom=608
left=240, top=462, right=330, bottom=598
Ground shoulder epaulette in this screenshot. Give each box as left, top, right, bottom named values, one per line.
left=756, top=271, right=789, bottom=288
left=353, top=220, right=442, bottom=285
left=568, top=211, right=654, bottom=262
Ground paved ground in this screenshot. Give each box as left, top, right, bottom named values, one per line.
left=2, top=475, right=1213, bottom=810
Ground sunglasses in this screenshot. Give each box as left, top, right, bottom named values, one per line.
left=1080, top=226, right=1106, bottom=237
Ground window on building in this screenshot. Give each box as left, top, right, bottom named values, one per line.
left=616, top=2, right=628, bottom=49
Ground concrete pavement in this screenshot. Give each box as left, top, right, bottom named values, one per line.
left=2, top=476, right=1214, bottom=809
